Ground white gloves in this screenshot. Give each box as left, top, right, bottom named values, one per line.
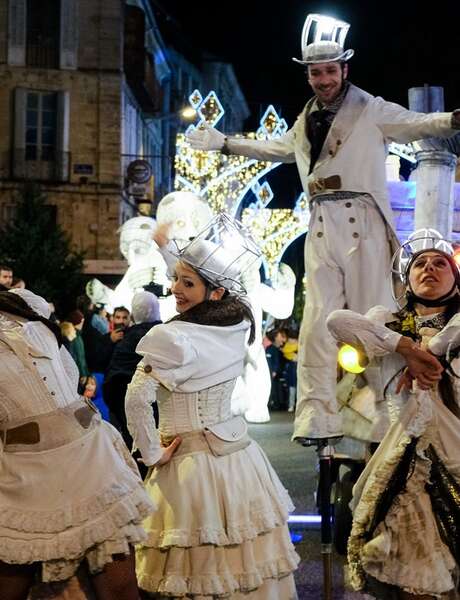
left=186, top=123, right=226, bottom=151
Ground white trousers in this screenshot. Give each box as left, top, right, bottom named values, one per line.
left=293, top=195, right=395, bottom=439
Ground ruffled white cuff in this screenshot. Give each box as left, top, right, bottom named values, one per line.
left=327, top=308, right=402, bottom=359
left=125, top=368, right=163, bottom=466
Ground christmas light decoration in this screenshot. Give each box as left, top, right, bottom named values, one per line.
left=175, top=92, right=308, bottom=275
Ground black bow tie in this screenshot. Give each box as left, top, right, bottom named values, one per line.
left=309, top=109, right=333, bottom=124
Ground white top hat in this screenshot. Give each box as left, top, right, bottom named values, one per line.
left=292, top=13, right=354, bottom=66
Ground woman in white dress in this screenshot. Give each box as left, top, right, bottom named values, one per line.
left=125, top=215, right=299, bottom=599
left=326, top=246, right=460, bottom=600
left=0, top=288, right=154, bottom=600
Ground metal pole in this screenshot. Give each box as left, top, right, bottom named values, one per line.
left=299, top=436, right=339, bottom=599
left=318, top=441, right=334, bottom=600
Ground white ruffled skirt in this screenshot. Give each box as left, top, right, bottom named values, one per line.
left=348, top=389, right=460, bottom=599
left=137, top=439, right=299, bottom=598
left=0, top=421, right=154, bottom=582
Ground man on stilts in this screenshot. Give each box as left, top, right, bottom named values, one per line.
left=187, top=12, right=460, bottom=444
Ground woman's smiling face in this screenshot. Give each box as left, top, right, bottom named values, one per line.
left=170, top=261, right=226, bottom=313
left=171, top=261, right=207, bottom=313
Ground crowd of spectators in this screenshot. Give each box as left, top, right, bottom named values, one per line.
left=264, top=325, right=299, bottom=412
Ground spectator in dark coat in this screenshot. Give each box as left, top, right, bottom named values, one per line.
left=265, top=328, right=288, bottom=410
left=76, top=295, right=124, bottom=374
left=103, top=291, right=161, bottom=449
left=67, top=310, right=90, bottom=378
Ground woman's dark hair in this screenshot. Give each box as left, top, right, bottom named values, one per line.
left=437, top=296, right=460, bottom=419
left=169, top=295, right=256, bottom=345
left=76, top=294, right=94, bottom=315
left=0, top=292, right=63, bottom=347
left=441, top=295, right=460, bottom=324
left=234, top=297, right=256, bottom=345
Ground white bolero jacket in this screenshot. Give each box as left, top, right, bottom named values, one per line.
left=125, top=319, right=249, bottom=466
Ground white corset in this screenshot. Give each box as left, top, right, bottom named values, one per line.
left=157, top=379, right=236, bottom=437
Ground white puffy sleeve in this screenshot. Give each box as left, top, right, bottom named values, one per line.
left=428, top=313, right=460, bottom=356
left=125, top=368, right=163, bottom=466
left=135, top=323, right=198, bottom=390
left=326, top=306, right=402, bottom=360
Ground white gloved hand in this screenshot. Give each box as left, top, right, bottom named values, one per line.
left=186, top=123, right=226, bottom=151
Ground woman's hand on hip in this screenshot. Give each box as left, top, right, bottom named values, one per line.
left=154, top=436, right=182, bottom=467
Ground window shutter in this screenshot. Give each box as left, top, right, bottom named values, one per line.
left=14, top=87, right=27, bottom=150
left=56, top=91, right=70, bottom=180
left=7, top=0, right=26, bottom=66
left=59, top=0, right=78, bottom=70
left=13, top=87, right=27, bottom=177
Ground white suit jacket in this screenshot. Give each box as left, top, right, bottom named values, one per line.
left=228, top=84, right=457, bottom=234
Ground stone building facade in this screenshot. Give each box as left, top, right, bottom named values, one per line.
left=0, top=0, right=125, bottom=262
left=0, top=0, right=251, bottom=273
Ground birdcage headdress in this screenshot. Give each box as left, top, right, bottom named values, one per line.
left=172, top=213, right=262, bottom=296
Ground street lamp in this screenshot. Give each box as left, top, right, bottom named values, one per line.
left=180, top=105, right=197, bottom=121
left=150, top=105, right=197, bottom=124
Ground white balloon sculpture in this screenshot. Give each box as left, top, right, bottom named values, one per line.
left=156, top=191, right=214, bottom=248
left=232, top=261, right=296, bottom=423
left=86, top=216, right=171, bottom=316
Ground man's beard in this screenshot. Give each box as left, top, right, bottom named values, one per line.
left=317, top=73, right=346, bottom=103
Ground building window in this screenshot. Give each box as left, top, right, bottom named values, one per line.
left=0, top=204, right=18, bottom=228
left=25, top=91, right=58, bottom=161
left=26, top=0, right=60, bottom=68
left=14, top=87, right=70, bottom=182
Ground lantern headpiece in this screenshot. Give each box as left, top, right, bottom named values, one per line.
left=292, top=14, right=354, bottom=66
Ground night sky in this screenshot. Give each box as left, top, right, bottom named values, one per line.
left=151, top=1, right=460, bottom=275
left=153, top=0, right=460, bottom=129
